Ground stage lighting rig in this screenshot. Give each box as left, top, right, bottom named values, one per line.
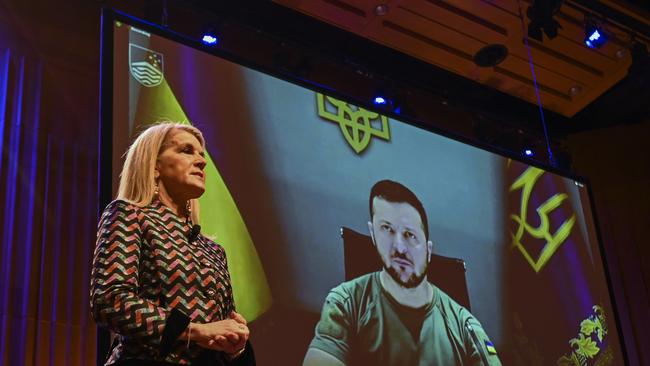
left=527, top=0, right=563, bottom=42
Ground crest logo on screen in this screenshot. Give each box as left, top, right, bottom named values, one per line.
left=129, top=44, right=164, bottom=87
left=509, top=166, right=576, bottom=273
left=316, top=93, right=390, bottom=154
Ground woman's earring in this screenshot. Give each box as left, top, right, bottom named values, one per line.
left=154, top=181, right=159, bottom=197
left=186, top=200, right=192, bottom=217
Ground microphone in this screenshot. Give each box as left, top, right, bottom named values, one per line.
left=188, top=224, right=201, bottom=243
left=465, top=318, right=489, bottom=365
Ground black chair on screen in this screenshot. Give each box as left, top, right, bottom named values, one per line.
left=341, top=226, right=472, bottom=310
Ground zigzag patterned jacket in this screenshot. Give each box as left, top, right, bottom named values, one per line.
left=90, top=199, right=250, bottom=365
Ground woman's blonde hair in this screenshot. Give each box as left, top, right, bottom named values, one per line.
left=117, top=122, right=205, bottom=223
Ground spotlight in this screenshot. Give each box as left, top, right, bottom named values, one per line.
left=527, top=0, right=563, bottom=42
left=201, top=34, right=219, bottom=45
left=524, top=149, right=534, bottom=157
left=372, top=86, right=405, bottom=114
left=373, top=96, right=388, bottom=105
left=584, top=29, right=603, bottom=48
left=584, top=18, right=607, bottom=49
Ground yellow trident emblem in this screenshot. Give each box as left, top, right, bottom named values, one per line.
left=510, top=166, right=576, bottom=273
left=316, top=93, right=390, bottom=154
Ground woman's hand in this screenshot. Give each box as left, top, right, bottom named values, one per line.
left=190, top=314, right=249, bottom=353
left=209, top=312, right=249, bottom=355
left=229, top=311, right=247, bottom=326
left=222, top=312, right=248, bottom=356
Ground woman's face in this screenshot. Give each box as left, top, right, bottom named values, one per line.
left=155, top=129, right=206, bottom=201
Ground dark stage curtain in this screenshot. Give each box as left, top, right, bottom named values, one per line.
left=0, top=46, right=97, bottom=365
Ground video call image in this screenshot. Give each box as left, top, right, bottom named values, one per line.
left=109, top=18, right=625, bottom=365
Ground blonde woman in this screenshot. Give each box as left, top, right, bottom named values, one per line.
left=91, top=122, right=254, bottom=365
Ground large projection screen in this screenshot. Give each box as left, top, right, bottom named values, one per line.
left=102, top=12, right=627, bottom=366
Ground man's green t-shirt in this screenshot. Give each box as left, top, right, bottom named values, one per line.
left=309, top=272, right=501, bottom=366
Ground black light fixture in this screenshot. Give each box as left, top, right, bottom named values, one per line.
left=527, top=0, right=563, bottom=42
left=473, top=44, right=509, bottom=67
left=629, top=39, right=649, bottom=76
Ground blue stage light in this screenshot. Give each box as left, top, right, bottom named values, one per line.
left=524, top=149, right=534, bottom=156
left=373, top=96, right=387, bottom=105
left=584, top=25, right=606, bottom=49
left=202, top=34, right=219, bottom=45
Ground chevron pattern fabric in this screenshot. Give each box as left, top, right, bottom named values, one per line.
left=91, top=199, right=235, bottom=364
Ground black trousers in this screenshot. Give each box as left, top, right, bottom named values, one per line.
left=113, top=341, right=255, bottom=366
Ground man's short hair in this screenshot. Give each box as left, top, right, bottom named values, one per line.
left=369, top=180, right=429, bottom=240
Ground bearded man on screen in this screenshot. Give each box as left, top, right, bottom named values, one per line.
left=303, top=180, right=501, bottom=366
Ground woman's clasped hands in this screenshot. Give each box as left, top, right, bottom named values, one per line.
left=190, top=311, right=249, bottom=357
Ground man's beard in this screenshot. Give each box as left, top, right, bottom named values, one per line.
left=383, top=253, right=428, bottom=289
